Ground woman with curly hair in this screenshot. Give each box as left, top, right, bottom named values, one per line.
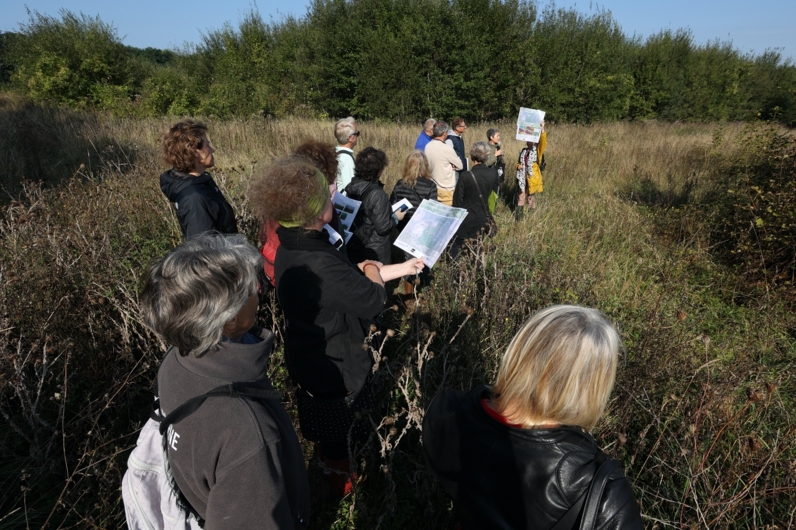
left=159, top=120, right=237, bottom=239
left=248, top=156, right=423, bottom=495
left=345, top=147, right=405, bottom=264
left=257, top=140, right=341, bottom=287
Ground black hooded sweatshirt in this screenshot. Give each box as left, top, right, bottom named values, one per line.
left=160, top=169, right=238, bottom=239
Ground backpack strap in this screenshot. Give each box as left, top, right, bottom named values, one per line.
left=549, top=453, right=619, bottom=530
left=579, top=456, right=620, bottom=530
left=158, top=383, right=282, bottom=435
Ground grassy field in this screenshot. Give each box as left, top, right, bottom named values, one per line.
left=0, top=95, right=794, bottom=528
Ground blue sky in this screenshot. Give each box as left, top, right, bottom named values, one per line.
left=3, top=0, right=794, bottom=60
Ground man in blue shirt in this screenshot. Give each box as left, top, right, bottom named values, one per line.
left=414, top=118, right=436, bottom=150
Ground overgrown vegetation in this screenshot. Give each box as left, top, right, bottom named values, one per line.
left=0, top=101, right=794, bottom=528
left=2, top=1, right=795, bottom=124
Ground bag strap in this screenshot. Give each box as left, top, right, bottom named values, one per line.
left=580, top=456, right=620, bottom=530
left=158, top=383, right=282, bottom=436
left=549, top=454, right=619, bottom=530
left=467, top=171, right=492, bottom=218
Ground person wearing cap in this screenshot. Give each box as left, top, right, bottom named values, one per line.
left=248, top=156, right=424, bottom=495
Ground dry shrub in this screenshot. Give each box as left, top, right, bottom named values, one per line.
left=0, top=104, right=794, bottom=528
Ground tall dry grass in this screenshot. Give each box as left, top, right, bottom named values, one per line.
left=0, top=99, right=793, bottom=528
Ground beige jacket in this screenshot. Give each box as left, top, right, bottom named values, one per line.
left=425, top=138, right=464, bottom=191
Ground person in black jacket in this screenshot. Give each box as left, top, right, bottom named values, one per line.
left=159, top=120, right=238, bottom=239
left=389, top=150, right=438, bottom=230
left=450, top=141, right=500, bottom=259
left=248, top=155, right=423, bottom=495
left=345, top=147, right=405, bottom=264
left=423, top=305, right=643, bottom=530
left=389, top=150, right=437, bottom=292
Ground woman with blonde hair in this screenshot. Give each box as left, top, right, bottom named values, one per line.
left=389, top=150, right=438, bottom=230
left=423, top=305, right=642, bottom=529
left=389, top=150, right=437, bottom=292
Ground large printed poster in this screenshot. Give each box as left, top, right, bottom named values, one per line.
left=516, top=107, right=546, bottom=142
left=394, top=200, right=468, bottom=268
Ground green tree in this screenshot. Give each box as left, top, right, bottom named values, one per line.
left=10, top=9, right=140, bottom=109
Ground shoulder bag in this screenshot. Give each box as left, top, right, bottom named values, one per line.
left=467, top=171, right=497, bottom=238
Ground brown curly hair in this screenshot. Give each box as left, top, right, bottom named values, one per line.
left=161, top=119, right=208, bottom=173
left=293, top=140, right=338, bottom=185
left=248, top=155, right=324, bottom=226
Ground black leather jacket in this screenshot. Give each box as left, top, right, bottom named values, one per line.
left=344, top=177, right=394, bottom=264
left=388, top=177, right=437, bottom=231
left=422, top=386, right=642, bottom=530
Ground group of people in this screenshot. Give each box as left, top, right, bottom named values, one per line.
left=412, top=116, right=546, bottom=216
left=130, top=118, right=642, bottom=529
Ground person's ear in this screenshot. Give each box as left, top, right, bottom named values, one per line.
left=222, top=315, right=238, bottom=336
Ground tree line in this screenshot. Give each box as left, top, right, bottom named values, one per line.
left=1, top=0, right=794, bottom=125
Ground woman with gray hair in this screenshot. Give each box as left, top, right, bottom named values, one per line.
left=423, top=305, right=642, bottom=529
left=140, top=233, right=310, bottom=528
left=449, top=141, right=500, bottom=258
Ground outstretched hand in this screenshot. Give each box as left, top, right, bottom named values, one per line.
left=405, top=257, right=425, bottom=276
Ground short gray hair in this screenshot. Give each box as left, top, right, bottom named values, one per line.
left=486, top=128, right=499, bottom=142
left=334, top=117, right=357, bottom=144
left=432, top=120, right=449, bottom=138
left=423, top=118, right=436, bottom=133
left=140, top=233, right=263, bottom=357
left=470, top=141, right=491, bottom=163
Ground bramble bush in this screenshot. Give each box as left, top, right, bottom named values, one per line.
left=711, top=125, right=796, bottom=291
left=0, top=108, right=793, bottom=528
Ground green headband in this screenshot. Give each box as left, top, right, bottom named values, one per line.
left=279, top=168, right=330, bottom=228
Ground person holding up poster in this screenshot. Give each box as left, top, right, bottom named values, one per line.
left=515, top=120, right=546, bottom=214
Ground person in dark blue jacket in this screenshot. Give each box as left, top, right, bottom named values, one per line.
left=445, top=117, right=468, bottom=171
left=159, top=120, right=238, bottom=239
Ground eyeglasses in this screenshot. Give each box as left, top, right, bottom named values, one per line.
left=350, top=131, right=361, bottom=137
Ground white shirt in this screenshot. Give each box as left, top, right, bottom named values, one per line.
left=335, top=146, right=355, bottom=193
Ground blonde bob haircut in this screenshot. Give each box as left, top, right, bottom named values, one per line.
left=491, top=305, right=620, bottom=431
left=401, top=150, right=431, bottom=188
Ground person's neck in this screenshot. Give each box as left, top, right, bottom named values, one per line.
left=307, top=218, right=325, bottom=232
left=341, top=142, right=355, bottom=150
